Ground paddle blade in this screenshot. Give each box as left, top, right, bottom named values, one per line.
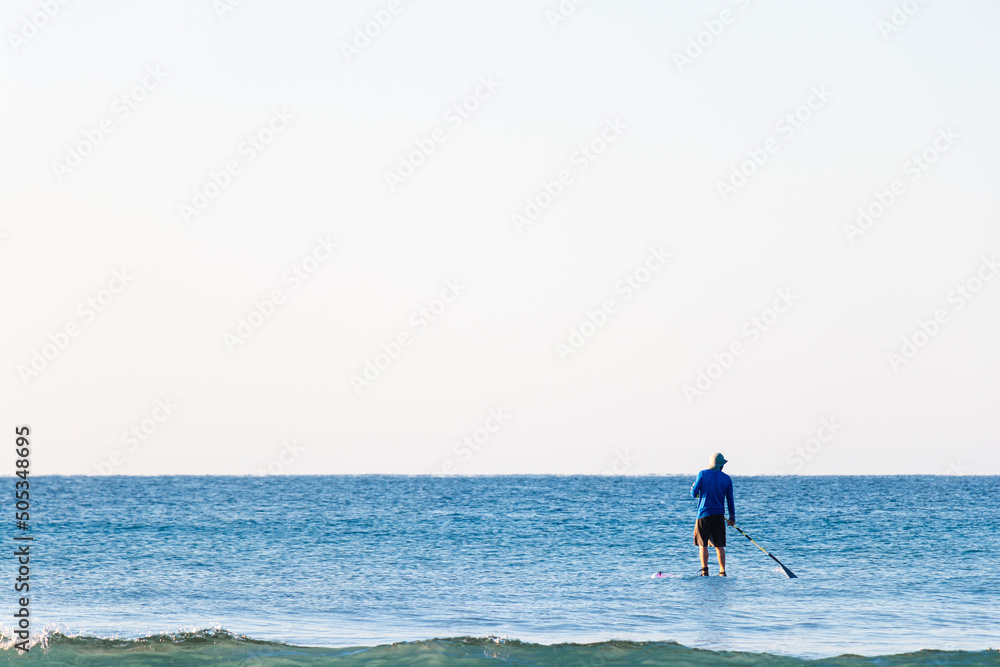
left=779, top=563, right=798, bottom=579
left=769, top=554, right=797, bottom=578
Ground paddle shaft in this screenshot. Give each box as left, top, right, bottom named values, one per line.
left=733, top=524, right=798, bottom=578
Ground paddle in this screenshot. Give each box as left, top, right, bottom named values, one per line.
left=733, top=524, right=798, bottom=578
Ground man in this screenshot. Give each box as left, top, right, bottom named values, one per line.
left=690, top=452, right=735, bottom=576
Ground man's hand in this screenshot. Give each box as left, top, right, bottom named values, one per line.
left=727, top=518, right=735, bottom=527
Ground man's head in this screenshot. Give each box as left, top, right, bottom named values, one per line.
left=710, top=452, right=728, bottom=470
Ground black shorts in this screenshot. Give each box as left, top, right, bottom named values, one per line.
left=694, top=514, right=727, bottom=547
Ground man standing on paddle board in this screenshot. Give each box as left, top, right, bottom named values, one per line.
left=690, top=453, right=735, bottom=577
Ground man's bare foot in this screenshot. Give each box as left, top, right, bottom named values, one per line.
left=718, top=571, right=727, bottom=576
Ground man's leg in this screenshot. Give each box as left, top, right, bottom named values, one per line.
left=699, top=545, right=708, bottom=572
left=715, top=546, right=726, bottom=574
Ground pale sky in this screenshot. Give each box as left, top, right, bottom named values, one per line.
left=2, top=0, right=998, bottom=475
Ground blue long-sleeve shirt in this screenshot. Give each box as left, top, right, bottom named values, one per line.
left=690, top=468, right=735, bottom=520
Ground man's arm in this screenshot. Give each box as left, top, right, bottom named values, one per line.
left=691, top=471, right=703, bottom=499
left=726, top=479, right=735, bottom=526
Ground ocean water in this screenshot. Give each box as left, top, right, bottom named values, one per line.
left=2, top=475, right=997, bottom=666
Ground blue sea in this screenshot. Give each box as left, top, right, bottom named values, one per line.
left=2, top=475, right=997, bottom=665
